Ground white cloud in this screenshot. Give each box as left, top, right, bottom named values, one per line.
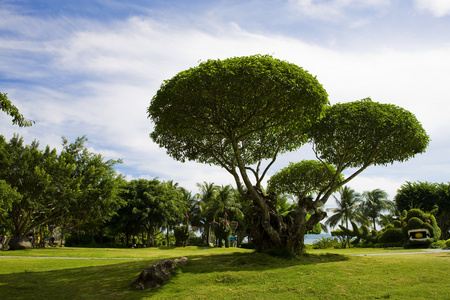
left=2, top=3, right=450, bottom=205
left=414, top=0, right=450, bottom=17
left=287, top=0, right=390, bottom=21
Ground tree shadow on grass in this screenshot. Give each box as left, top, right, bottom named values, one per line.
left=0, top=251, right=348, bottom=299
left=180, top=251, right=349, bottom=274
left=0, top=259, right=157, bottom=300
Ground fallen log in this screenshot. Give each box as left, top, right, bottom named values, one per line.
left=130, top=256, right=188, bottom=290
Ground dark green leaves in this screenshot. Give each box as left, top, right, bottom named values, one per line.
left=148, top=55, right=329, bottom=168
left=0, top=92, right=34, bottom=127
left=311, top=98, right=430, bottom=168
left=267, top=160, right=341, bottom=200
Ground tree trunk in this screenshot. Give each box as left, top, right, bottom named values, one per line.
left=247, top=189, right=327, bottom=253
left=205, top=226, right=211, bottom=246
left=166, top=225, right=170, bottom=246
left=147, top=227, right=155, bottom=247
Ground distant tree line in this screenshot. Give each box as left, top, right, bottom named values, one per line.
left=1, top=132, right=447, bottom=250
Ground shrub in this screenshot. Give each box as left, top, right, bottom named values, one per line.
left=393, top=220, right=402, bottom=228
left=378, top=228, right=406, bottom=244
left=407, top=217, right=424, bottom=229
left=374, top=242, right=404, bottom=248
left=447, top=239, right=450, bottom=247
left=406, top=209, right=424, bottom=220
left=312, top=237, right=339, bottom=249
left=429, top=240, right=447, bottom=249
left=188, top=236, right=206, bottom=247
left=174, top=225, right=190, bottom=247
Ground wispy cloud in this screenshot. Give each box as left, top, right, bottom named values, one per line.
left=1, top=1, right=449, bottom=198
left=287, top=0, right=391, bottom=21
left=414, top=0, right=450, bottom=17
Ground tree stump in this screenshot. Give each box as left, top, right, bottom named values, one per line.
left=130, top=257, right=188, bottom=290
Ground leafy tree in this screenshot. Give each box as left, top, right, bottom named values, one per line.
left=57, top=136, right=124, bottom=242
left=0, top=92, right=34, bottom=127
left=148, top=55, right=429, bottom=253
left=113, top=179, right=186, bottom=247
left=325, top=186, right=361, bottom=247
left=0, top=135, right=123, bottom=248
left=358, top=189, right=391, bottom=230
left=0, top=135, right=67, bottom=242
left=149, top=55, right=328, bottom=252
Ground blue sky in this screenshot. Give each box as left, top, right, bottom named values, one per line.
left=1, top=0, right=450, bottom=207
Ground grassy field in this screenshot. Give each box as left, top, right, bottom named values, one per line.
left=0, top=246, right=448, bottom=299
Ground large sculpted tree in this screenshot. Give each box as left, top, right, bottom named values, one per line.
left=149, top=55, right=328, bottom=252
left=148, top=55, right=429, bottom=253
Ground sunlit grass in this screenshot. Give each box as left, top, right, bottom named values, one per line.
left=0, top=247, right=448, bottom=299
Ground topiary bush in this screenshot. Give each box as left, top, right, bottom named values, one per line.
left=402, top=208, right=441, bottom=248
left=378, top=228, right=406, bottom=244
left=429, top=240, right=446, bottom=249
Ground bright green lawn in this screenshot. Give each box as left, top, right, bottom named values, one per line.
left=0, top=247, right=448, bottom=299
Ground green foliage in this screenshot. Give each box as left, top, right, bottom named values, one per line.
left=174, top=225, right=190, bottom=247
left=311, top=98, right=430, bottom=168
left=148, top=55, right=328, bottom=170
left=378, top=228, right=406, bottom=244
left=393, top=220, right=402, bottom=228
left=332, top=221, right=378, bottom=246
left=429, top=240, right=447, bottom=249
left=148, top=55, right=429, bottom=253
left=407, top=217, right=424, bottom=229
left=0, top=134, right=123, bottom=240
left=0, top=135, right=68, bottom=237
left=211, top=219, right=238, bottom=247
left=188, top=236, right=206, bottom=247
left=108, top=178, right=186, bottom=247
left=312, top=237, right=339, bottom=249
left=0, top=92, right=34, bottom=127
left=358, top=189, right=392, bottom=229
left=446, top=239, right=450, bottom=247
left=267, top=160, right=341, bottom=201
left=59, top=136, right=124, bottom=237
left=395, top=181, right=450, bottom=239
left=326, top=186, right=361, bottom=230
left=402, top=208, right=441, bottom=248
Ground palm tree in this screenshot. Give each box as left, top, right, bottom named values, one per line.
left=196, top=182, right=219, bottom=245
left=204, top=185, right=244, bottom=221
left=325, top=186, right=361, bottom=247
left=203, top=184, right=244, bottom=247
left=358, top=189, right=391, bottom=230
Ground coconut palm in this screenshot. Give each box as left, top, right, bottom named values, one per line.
left=204, top=184, right=244, bottom=221
left=358, top=189, right=391, bottom=230
left=325, top=186, right=361, bottom=247
left=196, top=182, right=219, bottom=245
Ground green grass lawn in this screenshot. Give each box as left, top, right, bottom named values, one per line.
left=1, top=247, right=448, bottom=299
